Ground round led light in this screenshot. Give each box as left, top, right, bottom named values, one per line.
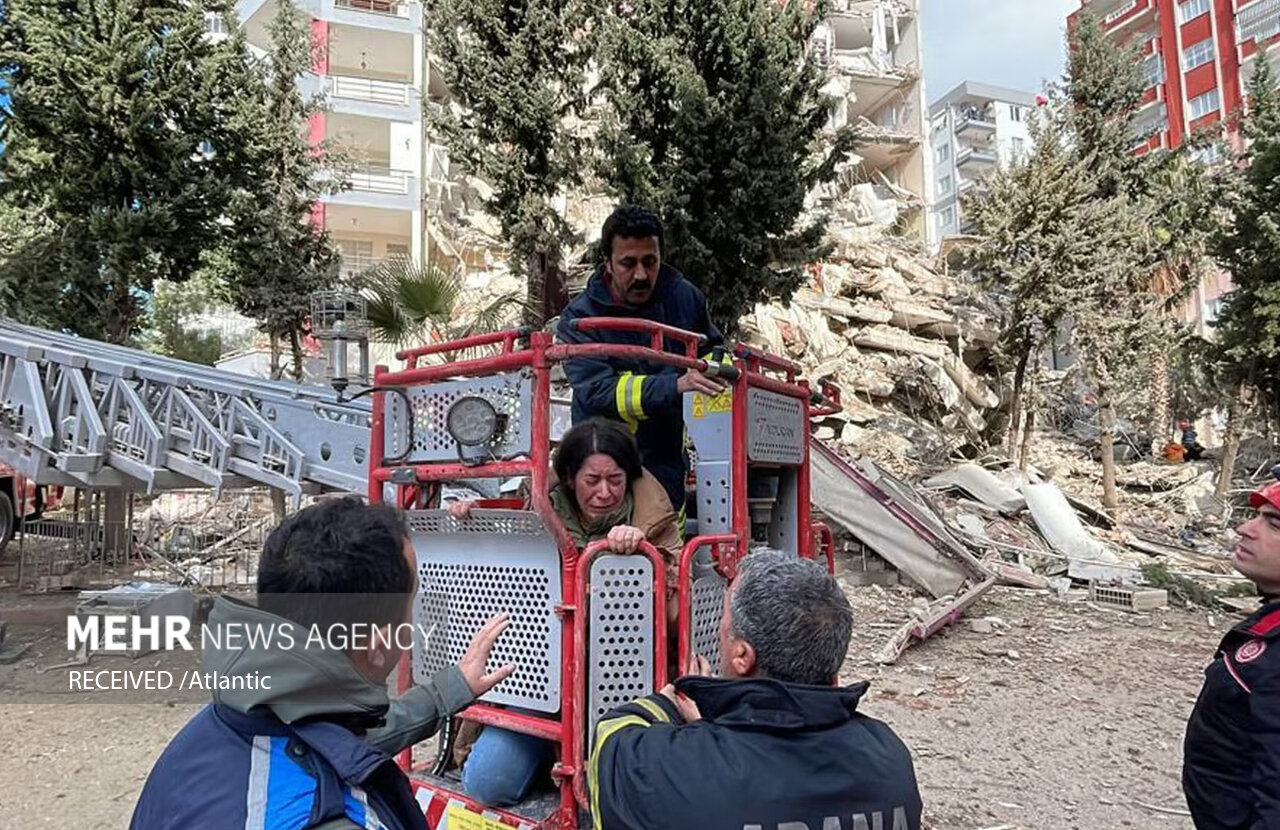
left=446, top=396, right=499, bottom=446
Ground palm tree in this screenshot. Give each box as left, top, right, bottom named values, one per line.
left=358, top=258, right=527, bottom=347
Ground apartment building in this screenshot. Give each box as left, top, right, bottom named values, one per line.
left=1070, top=0, right=1280, bottom=154
left=810, top=0, right=932, bottom=242
left=1070, top=0, right=1280, bottom=337
left=928, top=81, right=1038, bottom=240
left=233, top=0, right=460, bottom=281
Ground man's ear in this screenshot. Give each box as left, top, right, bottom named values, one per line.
left=724, top=636, right=756, bottom=679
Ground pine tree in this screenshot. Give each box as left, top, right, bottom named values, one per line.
left=426, top=0, right=591, bottom=327
left=0, top=0, right=266, bottom=342
left=592, top=0, right=851, bottom=332
left=1210, top=60, right=1280, bottom=495
left=963, top=110, right=1135, bottom=470
left=1067, top=8, right=1216, bottom=461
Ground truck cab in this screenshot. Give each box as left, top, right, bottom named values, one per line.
left=368, top=319, right=838, bottom=830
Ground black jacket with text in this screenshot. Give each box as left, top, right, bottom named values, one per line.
left=588, top=676, right=923, bottom=830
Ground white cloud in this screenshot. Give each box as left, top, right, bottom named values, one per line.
left=921, top=0, right=1080, bottom=103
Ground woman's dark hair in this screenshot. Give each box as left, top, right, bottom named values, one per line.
left=553, top=418, right=644, bottom=491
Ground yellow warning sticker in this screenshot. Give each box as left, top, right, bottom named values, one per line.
left=445, top=804, right=509, bottom=830
left=691, top=390, right=732, bottom=419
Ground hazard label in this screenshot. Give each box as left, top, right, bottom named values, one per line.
left=692, top=390, right=732, bottom=419
left=445, top=804, right=509, bottom=830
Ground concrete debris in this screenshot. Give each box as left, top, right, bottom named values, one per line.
left=923, top=464, right=1026, bottom=515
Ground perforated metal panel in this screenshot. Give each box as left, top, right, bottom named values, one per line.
left=746, top=388, right=806, bottom=464
left=409, top=509, right=561, bottom=713
left=386, top=373, right=532, bottom=464
left=587, top=555, right=654, bottom=733
left=689, top=573, right=727, bottom=671
left=684, top=393, right=733, bottom=537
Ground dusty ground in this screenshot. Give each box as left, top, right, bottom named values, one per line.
left=0, top=585, right=1225, bottom=830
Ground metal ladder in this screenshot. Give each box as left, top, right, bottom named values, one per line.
left=0, top=318, right=373, bottom=502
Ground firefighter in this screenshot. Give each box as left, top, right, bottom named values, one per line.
left=587, top=550, right=923, bottom=830
left=130, top=498, right=514, bottom=830
left=1183, top=480, right=1280, bottom=828
left=556, top=204, right=725, bottom=517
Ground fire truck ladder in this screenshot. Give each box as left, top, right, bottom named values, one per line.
left=0, top=318, right=372, bottom=502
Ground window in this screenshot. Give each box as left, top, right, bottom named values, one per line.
left=1178, top=0, right=1210, bottom=24
left=1009, top=104, right=1024, bottom=122
left=1188, top=88, right=1221, bottom=120
left=385, top=243, right=411, bottom=264
left=1183, top=39, right=1214, bottom=71
left=1193, top=143, right=1223, bottom=165
left=938, top=174, right=953, bottom=196
left=936, top=143, right=951, bottom=163
left=939, top=205, right=956, bottom=230
left=1142, top=54, right=1166, bottom=87
left=1010, top=137, right=1026, bottom=159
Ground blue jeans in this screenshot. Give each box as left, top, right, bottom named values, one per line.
left=462, top=724, right=556, bottom=807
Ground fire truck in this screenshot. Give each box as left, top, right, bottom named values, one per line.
left=0, top=462, right=56, bottom=552
left=0, top=311, right=838, bottom=830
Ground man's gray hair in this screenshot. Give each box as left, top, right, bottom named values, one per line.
left=729, top=549, right=853, bottom=685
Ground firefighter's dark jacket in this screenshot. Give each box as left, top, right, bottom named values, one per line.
left=1184, top=599, right=1280, bottom=829
left=588, top=675, right=923, bottom=830
left=556, top=264, right=723, bottom=512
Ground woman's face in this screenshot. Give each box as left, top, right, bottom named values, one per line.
left=570, top=453, right=628, bottom=520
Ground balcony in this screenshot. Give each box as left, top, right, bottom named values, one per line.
left=954, top=105, right=996, bottom=134
left=956, top=146, right=997, bottom=168
left=326, top=164, right=420, bottom=211
left=326, top=75, right=417, bottom=120
left=323, top=0, right=420, bottom=33
left=348, top=164, right=412, bottom=194
left=1103, top=0, right=1138, bottom=25
left=1237, top=0, right=1280, bottom=45
left=331, top=76, right=411, bottom=106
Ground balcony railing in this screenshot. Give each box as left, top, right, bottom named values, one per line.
left=954, top=106, right=996, bottom=133
left=1238, top=0, right=1280, bottom=44
left=1103, top=0, right=1139, bottom=25
left=348, top=164, right=412, bottom=195
left=329, top=75, right=412, bottom=107
left=334, top=0, right=409, bottom=19
left=956, top=146, right=997, bottom=167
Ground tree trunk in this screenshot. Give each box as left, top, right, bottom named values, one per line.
left=1216, top=387, right=1247, bottom=499
left=1149, top=349, right=1171, bottom=459
left=1098, top=380, right=1119, bottom=512
left=1018, top=408, right=1035, bottom=474
left=289, top=328, right=304, bottom=382
left=269, top=333, right=284, bottom=381
left=267, top=332, right=291, bottom=522
left=524, top=249, right=549, bottom=329
left=1006, top=344, right=1031, bottom=459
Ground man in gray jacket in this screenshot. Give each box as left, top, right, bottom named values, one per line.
left=131, top=497, right=513, bottom=830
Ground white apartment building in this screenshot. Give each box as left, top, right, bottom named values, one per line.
left=810, top=0, right=932, bottom=242
left=233, top=0, right=467, bottom=281
left=928, top=81, right=1038, bottom=241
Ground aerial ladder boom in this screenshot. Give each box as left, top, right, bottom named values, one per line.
left=0, top=318, right=372, bottom=502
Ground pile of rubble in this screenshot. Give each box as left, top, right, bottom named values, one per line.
left=738, top=239, right=1001, bottom=477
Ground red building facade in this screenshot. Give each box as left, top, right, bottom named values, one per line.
left=1069, top=0, right=1280, bottom=154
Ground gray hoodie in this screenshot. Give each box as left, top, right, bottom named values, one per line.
left=203, top=596, right=473, bottom=826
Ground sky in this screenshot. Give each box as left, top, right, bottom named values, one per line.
left=920, top=0, right=1081, bottom=105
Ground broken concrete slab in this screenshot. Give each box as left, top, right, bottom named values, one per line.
left=1024, top=481, right=1120, bottom=565
left=852, top=324, right=950, bottom=360
left=939, top=353, right=999, bottom=409
left=924, top=463, right=1027, bottom=515
left=811, top=439, right=985, bottom=598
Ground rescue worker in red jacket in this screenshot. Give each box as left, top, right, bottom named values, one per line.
left=1184, top=480, right=1280, bottom=828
